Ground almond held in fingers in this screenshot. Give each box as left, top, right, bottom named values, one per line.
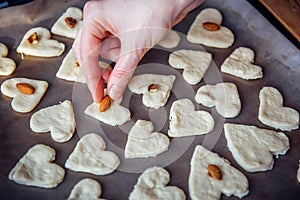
left=27, top=32, right=38, bottom=44
left=65, top=17, right=77, bottom=29
left=202, top=22, right=220, bottom=31
left=99, top=95, right=111, bottom=112
left=208, top=164, right=222, bottom=180
left=16, top=83, right=35, bottom=95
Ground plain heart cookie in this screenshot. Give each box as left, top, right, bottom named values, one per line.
left=0, top=42, right=16, bottom=76
left=85, top=90, right=131, bottom=126
left=129, top=166, right=185, bottom=200
left=195, top=82, right=241, bottom=118
left=187, top=8, right=235, bottom=48
left=51, top=7, right=83, bottom=39
left=128, top=74, right=175, bottom=109
left=157, top=30, right=180, bottom=49
left=30, top=100, right=76, bottom=143
left=1, top=77, right=48, bottom=113
left=8, top=144, right=65, bottom=188
left=258, top=86, right=299, bottom=131
left=65, top=133, right=120, bottom=175
left=189, top=145, right=249, bottom=200
left=168, top=98, right=215, bottom=137
left=125, top=120, right=170, bottom=159
left=297, top=161, right=300, bottom=183
left=17, top=27, right=65, bottom=57
left=224, top=123, right=290, bottom=172
left=221, top=47, right=263, bottom=80
left=168, top=49, right=212, bottom=85
left=68, top=178, right=104, bottom=200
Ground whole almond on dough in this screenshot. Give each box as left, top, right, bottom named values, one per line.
left=208, top=164, right=222, bottom=180
left=16, top=83, right=35, bottom=95
left=100, top=95, right=111, bottom=112
left=203, top=22, right=220, bottom=31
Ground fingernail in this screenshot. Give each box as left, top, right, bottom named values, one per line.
left=109, top=85, right=122, bottom=100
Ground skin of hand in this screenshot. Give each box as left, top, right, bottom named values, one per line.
left=73, top=0, right=204, bottom=102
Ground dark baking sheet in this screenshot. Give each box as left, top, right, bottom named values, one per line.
left=0, top=0, right=300, bottom=199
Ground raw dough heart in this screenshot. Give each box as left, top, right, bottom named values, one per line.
left=65, top=133, right=120, bottom=175
left=298, top=161, right=300, bottom=183
left=8, top=144, right=65, bottom=188
left=187, top=8, right=235, bottom=48
left=125, top=120, right=170, bottom=158
left=168, top=98, right=214, bottom=137
left=85, top=90, right=131, bottom=126
left=0, top=42, right=16, bottom=76
left=51, top=7, right=83, bottom=39
left=259, top=86, right=299, bottom=131
left=224, top=123, right=290, bottom=172
left=189, top=145, right=249, bottom=200
left=168, top=49, right=212, bottom=85
left=68, top=178, right=105, bottom=200
left=221, top=47, right=263, bottom=80
left=128, top=74, right=175, bottom=109
left=30, top=100, right=76, bottom=143
left=158, top=30, right=180, bottom=49
left=129, top=166, right=185, bottom=200
left=195, top=82, right=241, bottom=118
left=1, top=78, right=48, bottom=113
left=17, top=27, right=65, bottom=57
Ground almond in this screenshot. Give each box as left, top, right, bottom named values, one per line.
left=74, top=60, right=80, bottom=68
left=27, top=32, right=38, bottom=44
left=207, top=164, right=222, bottom=180
left=65, top=17, right=77, bottom=29
left=148, top=84, right=158, bottom=92
left=203, top=22, right=220, bottom=31
left=16, top=83, right=35, bottom=95
left=100, top=95, right=112, bottom=112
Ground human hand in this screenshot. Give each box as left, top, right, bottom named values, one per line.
left=73, top=0, right=204, bottom=102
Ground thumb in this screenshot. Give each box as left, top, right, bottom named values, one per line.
left=107, top=49, right=145, bottom=100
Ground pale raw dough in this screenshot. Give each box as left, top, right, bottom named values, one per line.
left=8, top=144, right=65, bottom=188
left=65, top=133, right=120, bottom=175
left=168, top=49, right=212, bottom=85
left=1, top=78, right=48, bottom=113
left=158, top=30, right=180, bottom=48
left=51, top=7, right=83, bottom=39
left=297, top=161, right=300, bottom=183
left=30, top=100, right=76, bottom=143
left=129, top=166, right=185, bottom=200
left=85, top=90, right=131, bottom=126
left=221, top=47, right=263, bottom=80
left=128, top=74, right=175, bottom=109
left=68, top=178, right=104, bottom=200
left=224, top=123, right=290, bottom=172
left=125, top=120, right=170, bottom=159
left=258, top=86, right=299, bottom=131
left=189, top=145, right=249, bottom=200
left=168, top=98, right=214, bottom=137
left=17, top=27, right=65, bottom=57
left=0, top=42, right=16, bottom=76
left=195, top=82, right=241, bottom=118
left=187, top=8, right=234, bottom=48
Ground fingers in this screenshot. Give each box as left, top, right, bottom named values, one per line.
left=100, top=37, right=121, bottom=62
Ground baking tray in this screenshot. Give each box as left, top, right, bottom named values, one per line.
left=0, top=0, right=300, bottom=199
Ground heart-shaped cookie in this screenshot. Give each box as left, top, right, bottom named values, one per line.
left=85, top=90, right=131, bottom=126
left=65, top=133, right=120, bottom=175
left=68, top=178, right=104, bottom=200
left=297, top=161, right=300, bottom=183
left=51, top=7, right=83, bottom=39
left=168, top=98, right=214, bottom=137
left=158, top=30, right=180, bottom=49
left=1, top=77, right=48, bottom=113
left=0, top=42, right=16, bottom=76
left=129, top=166, right=185, bottom=200
left=259, top=87, right=299, bottom=131
left=8, top=144, right=65, bottom=188
left=187, top=8, right=234, bottom=48
left=221, top=47, right=263, bottom=80
left=17, top=27, right=65, bottom=57
left=168, top=49, right=212, bottom=85
left=189, top=145, right=249, bottom=200
left=195, top=82, right=241, bottom=118
left=224, top=123, right=290, bottom=172
left=128, top=74, right=175, bottom=109
left=30, top=100, right=76, bottom=143
left=125, top=120, right=170, bottom=158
